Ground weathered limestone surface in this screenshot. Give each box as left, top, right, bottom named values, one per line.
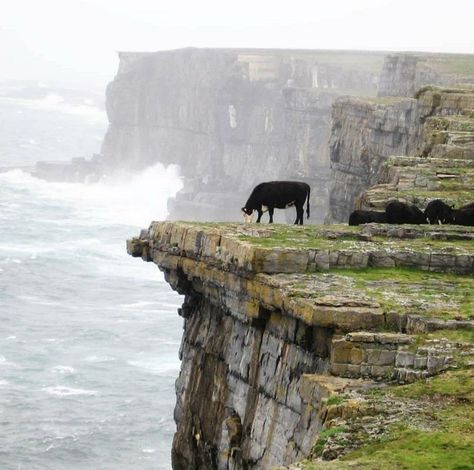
left=127, top=221, right=473, bottom=469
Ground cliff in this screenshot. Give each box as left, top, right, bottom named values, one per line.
left=127, top=221, right=474, bottom=469
left=102, top=48, right=384, bottom=223
left=326, top=85, right=474, bottom=222
left=378, top=53, right=474, bottom=97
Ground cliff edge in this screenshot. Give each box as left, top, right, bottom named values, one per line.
left=128, top=221, right=474, bottom=469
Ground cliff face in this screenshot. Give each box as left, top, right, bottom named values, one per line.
left=325, top=96, right=419, bottom=222
left=128, top=221, right=474, bottom=469
left=102, top=48, right=383, bottom=223
left=326, top=85, right=474, bottom=222
left=378, top=53, right=474, bottom=97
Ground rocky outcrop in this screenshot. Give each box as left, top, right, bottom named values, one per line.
left=327, top=85, right=474, bottom=223
left=325, top=96, right=419, bottom=222
left=127, top=221, right=474, bottom=469
left=378, top=54, right=474, bottom=97
left=358, top=86, right=474, bottom=211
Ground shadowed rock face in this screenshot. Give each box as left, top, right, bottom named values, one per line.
left=101, top=48, right=384, bottom=223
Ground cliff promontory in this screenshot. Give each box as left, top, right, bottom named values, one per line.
left=128, top=221, right=474, bottom=469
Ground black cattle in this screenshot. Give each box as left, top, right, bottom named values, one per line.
left=385, top=201, right=425, bottom=224
left=425, top=199, right=474, bottom=225
left=241, top=181, right=310, bottom=225
left=453, top=208, right=474, bottom=226
left=424, top=199, right=455, bottom=224
left=348, top=210, right=386, bottom=226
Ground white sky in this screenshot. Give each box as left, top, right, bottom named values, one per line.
left=1, top=0, right=473, bottom=89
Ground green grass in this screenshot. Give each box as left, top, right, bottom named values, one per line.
left=392, top=369, right=474, bottom=402
left=340, top=425, right=474, bottom=470
left=300, top=369, right=474, bottom=469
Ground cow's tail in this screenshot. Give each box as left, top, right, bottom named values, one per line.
left=306, top=186, right=311, bottom=219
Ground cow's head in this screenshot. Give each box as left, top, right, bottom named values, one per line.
left=241, top=207, right=254, bottom=223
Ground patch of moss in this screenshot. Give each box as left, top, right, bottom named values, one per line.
left=326, top=395, right=346, bottom=407
left=312, top=426, right=348, bottom=457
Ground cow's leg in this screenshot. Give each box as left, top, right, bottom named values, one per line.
left=268, top=207, right=274, bottom=223
left=295, top=205, right=304, bottom=225
left=256, top=209, right=263, bottom=223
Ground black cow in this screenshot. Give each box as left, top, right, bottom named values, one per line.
left=425, top=199, right=474, bottom=225
left=453, top=207, right=474, bottom=226
left=424, top=199, right=455, bottom=224
left=348, top=210, right=386, bottom=226
left=241, top=181, right=310, bottom=225
left=385, top=201, right=425, bottom=224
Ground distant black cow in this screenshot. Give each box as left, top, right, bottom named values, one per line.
left=424, top=199, right=455, bottom=224
left=425, top=199, right=474, bottom=226
left=453, top=208, right=474, bottom=226
left=385, top=201, right=425, bottom=224
left=348, top=210, right=386, bottom=226
left=241, top=181, right=310, bottom=225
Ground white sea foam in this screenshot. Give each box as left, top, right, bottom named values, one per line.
left=84, top=355, right=116, bottom=363
left=0, top=163, right=183, bottom=228
left=142, top=448, right=156, bottom=454
left=127, top=358, right=180, bottom=375
left=50, top=365, right=76, bottom=374
left=42, top=386, right=98, bottom=397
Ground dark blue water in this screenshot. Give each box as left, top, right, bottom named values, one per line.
left=0, top=93, right=183, bottom=469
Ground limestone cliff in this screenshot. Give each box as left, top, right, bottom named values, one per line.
left=378, top=53, right=474, bottom=97
left=102, top=48, right=384, bottom=223
left=326, top=85, right=474, bottom=223
left=128, top=221, right=474, bottom=469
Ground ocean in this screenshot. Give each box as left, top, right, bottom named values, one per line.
left=0, top=90, right=184, bottom=469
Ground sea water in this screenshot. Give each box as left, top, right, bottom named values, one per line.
left=0, top=92, right=184, bottom=469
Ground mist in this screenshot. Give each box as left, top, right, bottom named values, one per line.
left=1, top=1, right=474, bottom=469
left=1, top=0, right=473, bottom=87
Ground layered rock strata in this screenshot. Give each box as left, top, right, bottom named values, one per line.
left=327, top=85, right=474, bottom=222
left=358, top=86, right=474, bottom=210
left=128, top=221, right=473, bottom=469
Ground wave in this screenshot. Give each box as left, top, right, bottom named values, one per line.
left=84, top=355, right=116, bottom=363
left=50, top=365, right=76, bottom=374
left=0, top=93, right=106, bottom=123
left=42, top=386, right=98, bottom=397
left=0, top=163, right=183, bottom=228
left=127, top=358, right=180, bottom=375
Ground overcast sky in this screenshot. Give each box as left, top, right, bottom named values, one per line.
left=1, top=0, right=473, bottom=89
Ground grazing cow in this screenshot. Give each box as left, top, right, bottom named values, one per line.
left=348, top=210, right=386, bottom=226
left=424, top=199, right=455, bottom=224
left=425, top=200, right=474, bottom=225
left=385, top=201, right=425, bottom=224
left=241, top=181, right=310, bottom=225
